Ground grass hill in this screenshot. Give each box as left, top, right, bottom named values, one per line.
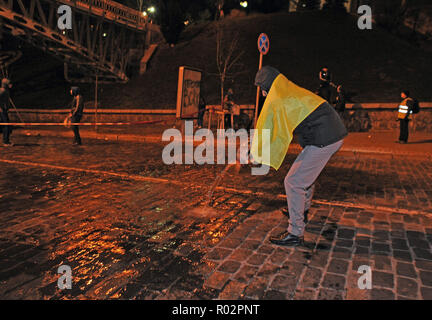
left=6, top=10, right=432, bottom=109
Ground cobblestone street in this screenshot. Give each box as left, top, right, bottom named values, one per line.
left=0, top=134, right=431, bottom=300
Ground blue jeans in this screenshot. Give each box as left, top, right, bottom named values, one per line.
left=197, top=108, right=205, bottom=127
left=284, top=139, right=344, bottom=236
left=71, top=114, right=82, bottom=144
left=399, top=119, right=409, bottom=143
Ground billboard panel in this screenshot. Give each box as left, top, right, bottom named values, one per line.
left=176, top=66, right=202, bottom=119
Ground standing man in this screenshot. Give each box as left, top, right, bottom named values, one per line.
left=197, top=94, right=207, bottom=128
left=0, top=78, right=13, bottom=147
left=397, top=89, right=414, bottom=144
left=223, top=87, right=235, bottom=129
left=69, top=86, right=84, bottom=145
left=334, top=85, right=346, bottom=117
left=316, top=66, right=334, bottom=102
left=252, top=66, right=347, bottom=246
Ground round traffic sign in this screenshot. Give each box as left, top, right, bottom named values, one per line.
left=257, top=33, right=269, bottom=55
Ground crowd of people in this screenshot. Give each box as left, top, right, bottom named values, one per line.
left=0, top=66, right=419, bottom=147
left=0, top=80, right=85, bottom=146
left=314, top=66, right=419, bottom=144
left=0, top=65, right=424, bottom=248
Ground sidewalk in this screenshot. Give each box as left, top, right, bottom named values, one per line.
left=11, top=124, right=432, bottom=160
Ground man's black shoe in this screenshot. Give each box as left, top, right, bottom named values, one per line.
left=269, top=232, right=304, bottom=246
left=281, top=208, right=309, bottom=223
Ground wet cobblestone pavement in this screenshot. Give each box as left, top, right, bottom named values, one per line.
left=0, top=135, right=431, bottom=300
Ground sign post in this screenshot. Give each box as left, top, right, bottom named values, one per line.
left=95, top=74, right=98, bottom=132
left=254, top=33, right=269, bottom=128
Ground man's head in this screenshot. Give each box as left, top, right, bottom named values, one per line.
left=319, top=67, right=331, bottom=82
left=1, top=78, right=12, bottom=89
left=70, top=86, right=80, bottom=96
left=401, top=89, right=410, bottom=99
left=255, top=66, right=280, bottom=96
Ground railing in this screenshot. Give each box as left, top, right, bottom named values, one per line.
left=58, top=0, right=149, bottom=30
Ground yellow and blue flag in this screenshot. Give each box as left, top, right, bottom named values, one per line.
left=251, top=74, right=325, bottom=170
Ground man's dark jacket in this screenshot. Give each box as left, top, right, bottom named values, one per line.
left=0, top=83, right=11, bottom=113
left=70, top=87, right=84, bottom=118
left=317, top=81, right=333, bottom=102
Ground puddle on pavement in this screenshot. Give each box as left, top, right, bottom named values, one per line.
left=180, top=162, right=242, bottom=219
left=183, top=206, right=222, bottom=219
left=206, top=163, right=239, bottom=206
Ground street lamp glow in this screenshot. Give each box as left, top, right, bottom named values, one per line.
left=148, top=6, right=155, bottom=13
left=142, top=11, right=147, bottom=17
left=240, top=1, right=248, bottom=8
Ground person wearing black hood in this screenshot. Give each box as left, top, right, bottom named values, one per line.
left=0, top=78, right=13, bottom=146
left=316, top=67, right=334, bottom=102
left=69, top=87, right=84, bottom=145
left=253, top=66, right=347, bottom=246
left=197, top=94, right=207, bottom=128
left=334, top=85, right=346, bottom=116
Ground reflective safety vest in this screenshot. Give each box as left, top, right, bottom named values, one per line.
left=398, top=98, right=413, bottom=119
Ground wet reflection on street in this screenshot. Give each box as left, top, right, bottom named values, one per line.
left=0, top=142, right=254, bottom=299
left=1, top=135, right=431, bottom=300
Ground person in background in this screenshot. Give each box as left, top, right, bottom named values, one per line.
left=316, top=66, right=334, bottom=102
left=69, top=86, right=84, bottom=145
left=224, top=87, right=235, bottom=129
left=334, top=85, right=346, bottom=117
left=197, top=94, right=207, bottom=128
left=396, top=89, right=414, bottom=144
left=0, top=78, right=13, bottom=147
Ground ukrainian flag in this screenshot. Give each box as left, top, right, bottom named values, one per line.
left=251, top=74, right=325, bottom=170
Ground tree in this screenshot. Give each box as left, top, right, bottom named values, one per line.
left=250, top=0, right=288, bottom=13
left=322, top=0, right=347, bottom=12
left=184, top=0, right=214, bottom=22
left=136, top=0, right=144, bottom=12
left=374, top=0, right=409, bottom=34
left=297, top=0, right=321, bottom=11
left=214, top=21, right=244, bottom=109
left=157, top=0, right=185, bottom=45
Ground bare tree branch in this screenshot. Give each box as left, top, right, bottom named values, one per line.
left=214, top=21, right=245, bottom=108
